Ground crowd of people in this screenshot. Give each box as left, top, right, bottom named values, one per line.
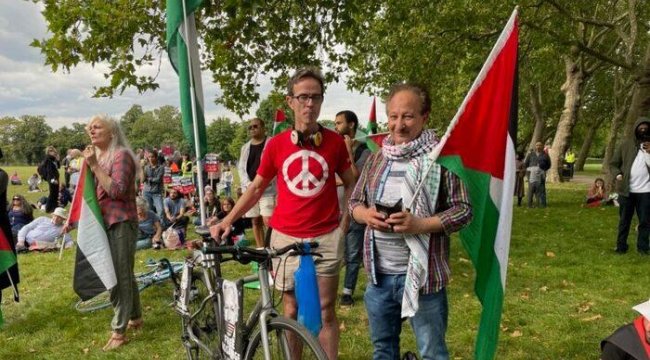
left=1, top=66, right=649, bottom=359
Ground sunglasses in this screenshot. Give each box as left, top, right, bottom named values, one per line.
left=248, top=124, right=260, bottom=130
left=12, top=197, right=20, bottom=201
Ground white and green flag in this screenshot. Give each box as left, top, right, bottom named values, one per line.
left=69, top=163, right=116, bottom=300
left=166, top=0, right=207, bottom=157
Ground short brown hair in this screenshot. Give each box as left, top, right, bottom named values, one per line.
left=287, top=67, right=325, bottom=96
left=386, top=83, right=431, bottom=115
left=250, top=117, right=265, bottom=126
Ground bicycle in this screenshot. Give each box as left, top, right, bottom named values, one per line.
left=170, top=229, right=328, bottom=360
left=74, top=258, right=183, bottom=313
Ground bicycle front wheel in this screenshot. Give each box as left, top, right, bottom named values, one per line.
left=183, top=271, right=222, bottom=360
left=75, top=273, right=149, bottom=313
left=245, top=316, right=328, bottom=360
left=75, top=291, right=111, bottom=313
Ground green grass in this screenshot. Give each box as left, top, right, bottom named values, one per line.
left=581, top=158, right=604, bottom=176
left=1, top=166, right=645, bottom=359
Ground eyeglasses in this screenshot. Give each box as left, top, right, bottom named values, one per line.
left=248, top=124, right=260, bottom=130
left=12, top=197, right=20, bottom=201
left=291, top=94, right=324, bottom=104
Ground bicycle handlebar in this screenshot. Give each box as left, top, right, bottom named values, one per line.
left=202, top=241, right=320, bottom=264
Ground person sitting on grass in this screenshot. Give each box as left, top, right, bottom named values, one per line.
left=36, top=196, right=48, bottom=211
left=194, top=186, right=220, bottom=226
left=27, top=173, right=41, bottom=192
left=58, top=183, right=72, bottom=208
left=586, top=178, right=608, bottom=208
left=212, top=197, right=247, bottom=244
left=136, top=197, right=162, bottom=250
left=601, top=298, right=650, bottom=359
left=163, top=188, right=189, bottom=230
left=16, top=207, right=72, bottom=251
left=10, top=171, right=22, bottom=186
left=8, top=194, right=34, bottom=243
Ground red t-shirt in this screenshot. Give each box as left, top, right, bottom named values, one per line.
left=257, top=128, right=351, bottom=237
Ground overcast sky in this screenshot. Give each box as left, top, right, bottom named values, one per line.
left=0, top=1, right=386, bottom=130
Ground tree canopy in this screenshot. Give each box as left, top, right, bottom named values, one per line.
left=24, top=1, right=650, bottom=181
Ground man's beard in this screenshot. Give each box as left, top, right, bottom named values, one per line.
left=338, top=128, right=351, bottom=137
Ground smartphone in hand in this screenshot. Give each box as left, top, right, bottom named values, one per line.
left=374, top=198, right=403, bottom=218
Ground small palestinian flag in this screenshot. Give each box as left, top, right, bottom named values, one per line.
left=368, top=97, right=378, bottom=134
left=354, top=130, right=388, bottom=153
left=273, top=109, right=290, bottom=136
left=0, top=229, right=17, bottom=326
left=68, top=163, right=117, bottom=301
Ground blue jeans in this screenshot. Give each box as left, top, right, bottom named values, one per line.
left=143, top=191, right=164, bottom=220
left=616, top=192, right=650, bottom=253
left=364, top=274, right=449, bottom=360
left=135, top=237, right=152, bottom=250
left=342, top=222, right=364, bottom=294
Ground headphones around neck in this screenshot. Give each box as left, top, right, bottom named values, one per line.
left=291, top=124, right=324, bottom=148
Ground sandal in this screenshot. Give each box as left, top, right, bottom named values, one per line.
left=102, top=332, right=128, bottom=351
left=127, top=318, right=144, bottom=331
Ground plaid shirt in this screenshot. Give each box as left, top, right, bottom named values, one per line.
left=349, top=152, right=472, bottom=294
left=96, top=148, right=137, bottom=228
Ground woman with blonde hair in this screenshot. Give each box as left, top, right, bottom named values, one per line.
left=82, top=114, right=141, bottom=350
left=67, top=148, right=83, bottom=192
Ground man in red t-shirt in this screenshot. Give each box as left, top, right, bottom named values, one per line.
left=211, top=67, right=354, bottom=359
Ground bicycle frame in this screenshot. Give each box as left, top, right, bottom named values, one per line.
left=175, top=248, right=286, bottom=360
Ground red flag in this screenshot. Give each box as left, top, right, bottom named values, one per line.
left=275, top=109, right=286, bottom=122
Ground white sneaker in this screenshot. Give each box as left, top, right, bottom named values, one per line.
left=16, top=242, right=27, bottom=252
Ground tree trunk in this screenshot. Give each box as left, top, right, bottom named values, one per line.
left=602, top=105, right=628, bottom=180
left=622, top=43, right=650, bottom=137
left=527, top=83, right=546, bottom=152
left=575, top=115, right=606, bottom=171
left=548, top=57, right=584, bottom=183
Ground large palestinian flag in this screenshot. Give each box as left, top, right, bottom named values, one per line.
left=167, top=0, right=208, bottom=158
left=432, top=9, right=518, bottom=360
left=68, top=163, right=117, bottom=300
left=0, top=228, right=16, bottom=326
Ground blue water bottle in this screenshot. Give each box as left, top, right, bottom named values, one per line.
left=294, top=243, right=322, bottom=336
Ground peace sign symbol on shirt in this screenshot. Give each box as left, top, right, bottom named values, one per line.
left=282, top=150, right=329, bottom=197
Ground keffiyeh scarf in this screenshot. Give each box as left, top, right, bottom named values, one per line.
left=382, top=129, right=441, bottom=317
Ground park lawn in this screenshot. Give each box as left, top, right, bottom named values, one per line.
left=1, top=165, right=647, bottom=359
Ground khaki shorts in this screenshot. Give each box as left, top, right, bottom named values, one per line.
left=271, top=227, right=344, bottom=291
left=245, top=195, right=276, bottom=218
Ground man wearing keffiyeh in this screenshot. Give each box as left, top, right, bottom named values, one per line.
left=349, top=83, right=472, bottom=360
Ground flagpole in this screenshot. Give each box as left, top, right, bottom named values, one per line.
left=406, top=7, right=519, bottom=211
left=353, top=131, right=390, bottom=141
left=5, top=269, right=18, bottom=301
left=181, top=0, right=207, bottom=227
